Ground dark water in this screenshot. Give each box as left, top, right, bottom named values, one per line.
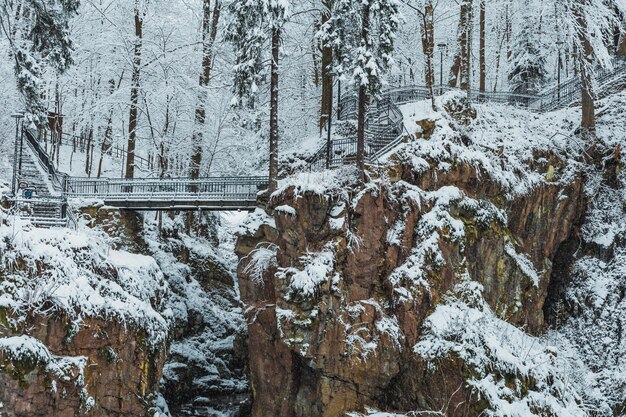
left=170, top=394, right=250, bottom=417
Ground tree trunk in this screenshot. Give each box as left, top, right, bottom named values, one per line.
left=126, top=3, right=143, bottom=179
left=506, top=1, right=512, bottom=62
left=268, top=26, right=279, bottom=192
left=357, top=3, right=370, bottom=183
left=190, top=0, right=211, bottom=184
left=479, top=0, right=486, bottom=97
left=448, top=10, right=464, bottom=87
left=319, top=0, right=333, bottom=135
left=492, top=23, right=507, bottom=92
left=98, top=74, right=124, bottom=178
left=460, top=0, right=474, bottom=92
left=97, top=112, right=113, bottom=178
left=85, top=126, right=93, bottom=176
left=312, top=33, right=321, bottom=88
left=575, top=5, right=595, bottom=138
left=420, top=1, right=436, bottom=109
left=190, top=0, right=222, bottom=184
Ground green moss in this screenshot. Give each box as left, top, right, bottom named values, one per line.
left=0, top=351, right=47, bottom=388
left=0, top=307, right=13, bottom=331
left=497, top=258, right=506, bottom=281
left=99, top=346, right=120, bottom=364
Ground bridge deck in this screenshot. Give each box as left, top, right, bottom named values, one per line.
left=64, top=176, right=267, bottom=211
left=91, top=199, right=259, bottom=211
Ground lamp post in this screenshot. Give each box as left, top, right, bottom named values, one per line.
left=10, top=112, right=25, bottom=196
left=556, top=40, right=564, bottom=102
left=438, top=42, right=447, bottom=95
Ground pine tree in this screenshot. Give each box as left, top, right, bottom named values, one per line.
left=508, top=16, right=549, bottom=95
left=319, top=0, right=401, bottom=181
left=227, top=0, right=290, bottom=193
left=557, top=0, right=621, bottom=139
left=1, top=0, right=79, bottom=123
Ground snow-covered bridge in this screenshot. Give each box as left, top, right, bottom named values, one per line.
left=10, top=127, right=268, bottom=227
left=8, top=56, right=626, bottom=227
left=63, top=176, right=267, bottom=211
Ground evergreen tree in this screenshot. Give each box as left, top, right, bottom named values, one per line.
left=227, top=0, right=290, bottom=192
left=319, top=0, right=401, bottom=181
left=508, top=16, right=549, bottom=95
left=0, top=0, right=79, bottom=123
left=556, top=0, right=621, bottom=138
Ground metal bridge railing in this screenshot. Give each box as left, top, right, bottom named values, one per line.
left=64, top=176, right=269, bottom=202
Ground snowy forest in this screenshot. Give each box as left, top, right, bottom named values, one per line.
left=0, top=0, right=625, bottom=416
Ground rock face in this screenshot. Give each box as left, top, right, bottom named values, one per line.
left=0, top=216, right=169, bottom=417
left=0, top=316, right=165, bottom=417
left=74, top=206, right=251, bottom=416
left=236, top=121, right=586, bottom=415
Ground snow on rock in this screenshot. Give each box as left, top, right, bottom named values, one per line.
left=415, top=279, right=586, bottom=417
left=277, top=246, right=335, bottom=299
left=274, top=204, right=297, bottom=217
left=347, top=409, right=411, bottom=417
left=504, top=241, right=541, bottom=287
left=234, top=90, right=601, bottom=416
left=272, top=166, right=357, bottom=200
left=143, top=214, right=250, bottom=416
left=551, top=163, right=626, bottom=412
left=0, top=335, right=87, bottom=382
left=0, top=211, right=170, bottom=417
left=0, top=215, right=169, bottom=346
left=395, top=93, right=584, bottom=198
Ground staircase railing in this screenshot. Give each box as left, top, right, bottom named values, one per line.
left=53, top=131, right=153, bottom=172
left=319, top=56, right=626, bottom=172
left=22, top=128, right=68, bottom=193
left=12, top=197, right=68, bottom=228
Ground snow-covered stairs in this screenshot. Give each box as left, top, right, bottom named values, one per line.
left=10, top=138, right=69, bottom=228
left=12, top=148, right=57, bottom=199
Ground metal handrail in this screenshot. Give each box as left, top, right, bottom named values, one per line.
left=63, top=176, right=269, bottom=201
left=319, top=56, right=626, bottom=172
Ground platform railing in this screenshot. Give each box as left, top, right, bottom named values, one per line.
left=64, top=176, right=269, bottom=202
left=321, top=57, right=626, bottom=171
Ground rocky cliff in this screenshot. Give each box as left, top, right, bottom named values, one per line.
left=236, top=93, right=624, bottom=416
left=0, top=205, right=251, bottom=417
left=0, top=216, right=169, bottom=417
